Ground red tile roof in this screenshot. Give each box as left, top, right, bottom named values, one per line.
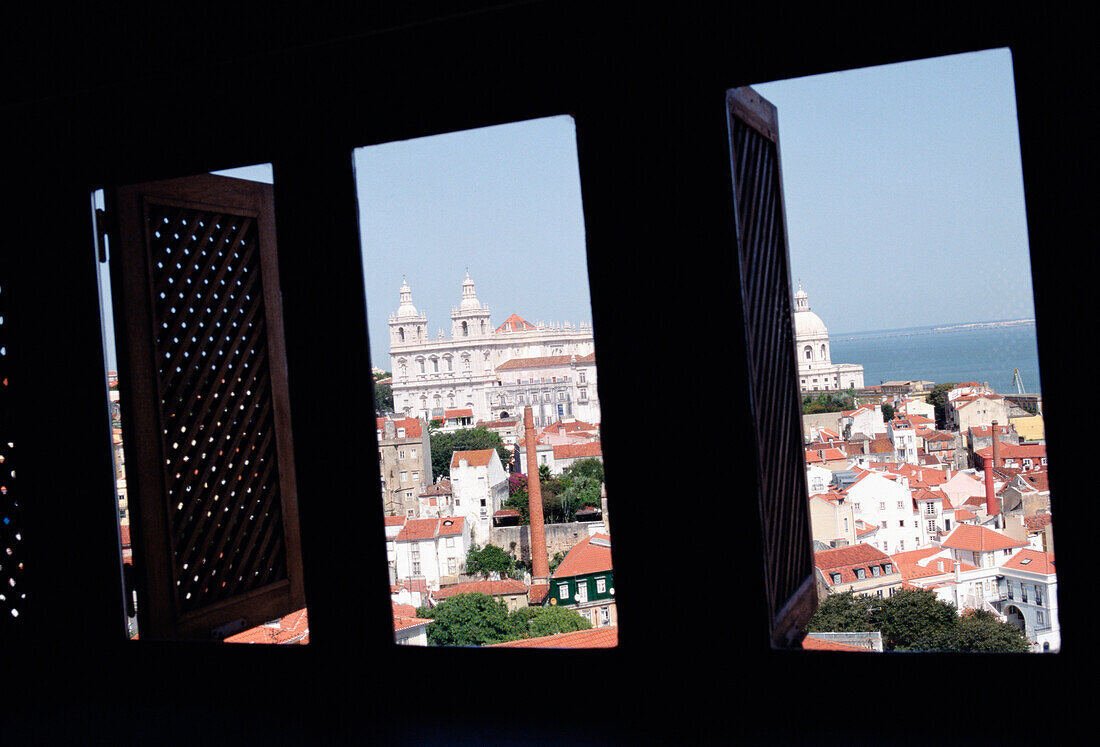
left=496, top=352, right=596, bottom=370
left=488, top=625, right=618, bottom=648
left=494, top=313, right=538, bottom=333
left=394, top=515, right=464, bottom=541
left=552, top=534, right=612, bottom=578
left=376, top=417, right=424, bottom=438
left=815, top=542, right=892, bottom=571
left=224, top=608, right=310, bottom=645
left=528, top=583, right=550, bottom=605
left=802, top=635, right=872, bottom=652
left=445, top=408, right=474, bottom=419
left=1002, top=548, right=1056, bottom=575
left=431, top=579, right=529, bottom=600
left=393, top=602, right=433, bottom=633
left=1024, top=514, right=1052, bottom=532
left=451, top=449, right=497, bottom=468
left=815, top=543, right=898, bottom=587
left=941, top=524, right=1028, bottom=553
left=553, top=442, right=602, bottom=459
left=420, top=479, right=453, bottom=496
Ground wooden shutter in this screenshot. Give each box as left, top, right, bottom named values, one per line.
left=106, top=173, right=304, bottom=640
left=726, top=86, right=817, bottom=647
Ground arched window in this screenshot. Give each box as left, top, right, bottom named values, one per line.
left=417, top=358, right=425, bottom=374
left=398, top=327, right=405, bottom=343
left=804, top=345, right=813, bottom=360
left=431, top=357, right=439, bottom=373
left=820, top=344, right=827, bottom=359
left=444, top=355, right=453, bottom=372
left=462, top=321, right=469, bottom=336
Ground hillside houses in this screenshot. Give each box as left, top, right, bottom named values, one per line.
left=804, top=386, right=1057, bottom=652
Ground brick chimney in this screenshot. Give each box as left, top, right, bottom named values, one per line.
left=984, top=453, right=999, bottom=519
left=524, top=406, right=550, bottom=584
left=991, top=420, right=1001, bottom=470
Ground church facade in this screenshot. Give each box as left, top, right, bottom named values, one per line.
left=793, top=285, right=865, bottom=393
left=388, top=273, right=599, bottom=427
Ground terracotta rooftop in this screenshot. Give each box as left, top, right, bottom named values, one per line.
left=1002, top=548, right=1056, bottom=575
left=224, top=608, right=310, bottom=645
left=941, top=524, right=1028, bottom=553
left=488, top=625, right=618, bottom=648
left=376, top=416, right=424, bottom=438
left=1024, top=514, right=1052, bottom=532
left=553, top=442, right=602, bottom=459
left=814, top=542, right=892, bottom=571
left=494, top=313, right=538, bottom=333
left=432, top=579, right=529, bottom=600
left=420, top=479, right=453, bottom=496
left=451, top=449, right=497, bottom=469
left=392, top=602, right=433, bottom=633
left=496, top=352, right=596, bottom=370
left=802, top=635, right=872, bottom=652
left=552, top=534, right=613, bottom=579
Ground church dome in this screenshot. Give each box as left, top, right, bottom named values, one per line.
left=792, top=284, right=828, bottom=340
left=395, top=277, right=419, bottom=318
left=458, top=271, right=482, bottom=311
left=794, top=309, right=828, bottom=339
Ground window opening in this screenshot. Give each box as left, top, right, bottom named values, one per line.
left=746, top=49, right=1056, bottom=653
left=355, top=116, right=614, bottom=648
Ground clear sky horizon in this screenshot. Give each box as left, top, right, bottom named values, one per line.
left=102, top=48, right=1033, bottom=370
left=753, top=47, right=1034, bottom=336
left=352, top=116, right=592, bottom=371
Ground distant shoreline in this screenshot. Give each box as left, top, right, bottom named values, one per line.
left=833, top=318, right=1035, bottom=341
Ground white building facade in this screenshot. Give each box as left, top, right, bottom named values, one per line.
left=792, top=285, right=865, bottom=393
left=449, top=448, right=510, bottom=546
left=388, top=273, right=597, bottom=426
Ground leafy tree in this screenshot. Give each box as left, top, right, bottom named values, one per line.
left=465, top=543, right=516, bottom=579
left=874, top=588, right=958, bottom=651
left=373, top=381, right=393, bottom=415
left=560, top=457, right=604, bottom=486
left=417, top=593, right=523, bottom=646
left=520, top=605, right=592, bottom=638
left=926, top=382, right=957, bottom=429
left=416, top=593, right=593, bottom=646
left=430, top=427, right=512, bottom=482
left=548, top=550, right=567, bottom=574
left=881, top=403, right=895, bottom=422
left=802, top=389, right=856, bottom=415
left=806, top=587, right=1030, bottom=652
left=947, top=609, right=1029, bottom=653
left=805, top=591, right=878, bottom=633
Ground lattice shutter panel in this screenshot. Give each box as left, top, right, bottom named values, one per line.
left=107, top=174, right=304, bottom=640
left=0, top=266, right=28, bottom=627
left=726, top=87, right=817, bottom=647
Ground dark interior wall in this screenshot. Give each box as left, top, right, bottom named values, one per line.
left=3, top=3, right=1088, bottom=742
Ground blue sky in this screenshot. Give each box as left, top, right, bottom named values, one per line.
left=352, top=116, right=591, bottom=370
left=753, top=48, right=1033, bottom=334
left=101, top=48, right=1034, bottom=367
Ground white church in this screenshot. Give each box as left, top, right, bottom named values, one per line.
left=793, top=284, right=865, bottom=393
left=388, top=273, right=600, bottom=427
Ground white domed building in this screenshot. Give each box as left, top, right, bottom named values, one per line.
left=792, top=284, right=864, bottom=393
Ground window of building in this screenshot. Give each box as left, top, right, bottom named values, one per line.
left=596, top=577, right=607, bottom=594
left=855, top=568, right=866, bottom=580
